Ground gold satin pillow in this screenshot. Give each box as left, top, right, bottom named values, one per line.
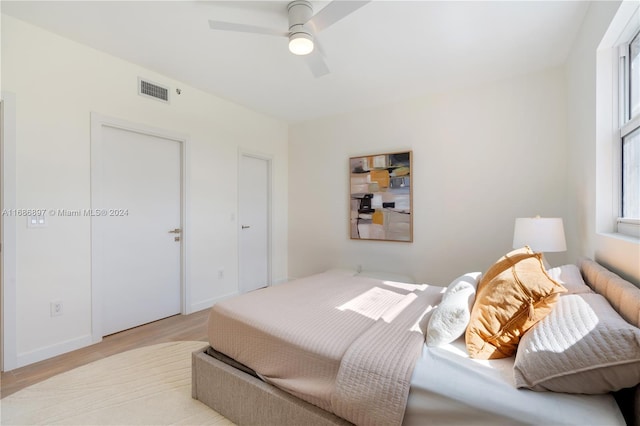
left=465, top=247, right=567, bottom=359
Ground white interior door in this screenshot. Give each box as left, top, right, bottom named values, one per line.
left=1, top=94, right=17, bottom=371
left=239, top=154, right=270, bottom=293
left=99, top=125, right=181, bottom=336
left=0, top=100, right=4, bottom=371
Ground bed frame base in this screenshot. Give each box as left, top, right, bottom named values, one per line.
left=192, top=346, right=352, bottom=426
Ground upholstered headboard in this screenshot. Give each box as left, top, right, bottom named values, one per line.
left=577, top=258, right=640, bottom=426
left=578, top=258, right=640, bottom=328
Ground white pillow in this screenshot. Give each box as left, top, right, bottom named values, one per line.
left=546, top=264, right=593, bottom=294
left=514, top=293, right=640, bottom=393
left=426, top=272, right=482, bottom=347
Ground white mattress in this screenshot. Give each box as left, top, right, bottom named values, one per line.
left=403, top=338, right=625, bottom=426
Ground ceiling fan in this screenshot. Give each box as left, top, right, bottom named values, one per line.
left=208, top=0, right=370, bottom=78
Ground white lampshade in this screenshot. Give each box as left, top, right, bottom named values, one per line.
left=289, top=32, right=314, bottom=55
left=513, top=217, right=567, bottom=252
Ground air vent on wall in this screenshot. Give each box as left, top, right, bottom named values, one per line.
left=138, top=77, right=169, bottom=103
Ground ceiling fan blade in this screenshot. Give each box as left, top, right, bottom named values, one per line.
left=304, top=49, right=330, bottom=78
left=208, top=20, right=287, bottom=37
left=306, top=1, right=371, bottom=33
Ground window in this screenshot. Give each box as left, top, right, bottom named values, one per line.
left=623, top=127, right=639, bottom=218
left=630, top=31, right=639, bottom=119
left=618, top=26, right=640, bottom=236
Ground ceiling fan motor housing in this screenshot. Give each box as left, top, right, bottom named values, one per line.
left=288, top=0, right=313, bottom=37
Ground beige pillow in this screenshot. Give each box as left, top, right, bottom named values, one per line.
left=465, top=247, right=566, bottom=359
left=514, top=293, right=640, bottom=393
left=546, top=264, right=593, bottom=295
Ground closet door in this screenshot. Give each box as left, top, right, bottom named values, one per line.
left=238, top=154, right=270, bottom=293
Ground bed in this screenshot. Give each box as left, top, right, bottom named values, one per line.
left=192, top=257, right=640, bottom=425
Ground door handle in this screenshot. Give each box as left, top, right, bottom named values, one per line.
left=241, top=225, right=251, bottom=229
left=168, top=228, right=181, bottom=234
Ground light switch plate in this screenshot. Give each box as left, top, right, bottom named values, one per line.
left=27, top=215, right=47, bottom=228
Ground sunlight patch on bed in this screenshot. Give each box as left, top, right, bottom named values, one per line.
left=530, top=296, right=599, bottom=353
left=438, top=340, right=498, bottom=369
left=336, top=287, right=407, bottom=320
left=382, top=293, right=418, bottom=323
left=380, top=280, right=429, bottom=292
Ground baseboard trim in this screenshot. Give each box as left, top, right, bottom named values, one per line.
left=15, top=334, right=94, bottom=369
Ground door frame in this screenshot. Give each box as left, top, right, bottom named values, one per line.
left=90, top=113, right=190, bottom=343
left=1, top=92, right=18, bottom=371
left=238, top=149, right=273, bottom=291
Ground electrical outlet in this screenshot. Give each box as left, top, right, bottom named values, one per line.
left=50, top=300, right=63, bottom=317
left=357, top=265, right=363, bottom=273
left=218, top=269, right=224, bottom=279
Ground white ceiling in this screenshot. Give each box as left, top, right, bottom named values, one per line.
left=2, top=0, right=589, bottom=123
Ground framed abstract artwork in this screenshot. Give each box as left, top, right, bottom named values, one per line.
left=349, top=151, right=412, bottom=242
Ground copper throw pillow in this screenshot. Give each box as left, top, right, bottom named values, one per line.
left=465, top=247, right=567, bottom=359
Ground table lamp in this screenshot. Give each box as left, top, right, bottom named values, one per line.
left=513, top=216, right=566, bottom=267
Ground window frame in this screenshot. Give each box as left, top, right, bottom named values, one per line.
left=616, top=24, right=640, bottom=237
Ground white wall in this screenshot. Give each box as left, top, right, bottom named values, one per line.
left=1, top=15, right=288, bottom=367
left=566, top=0, right=640, bottom=286
left=289, top=67, right=569, bottom=286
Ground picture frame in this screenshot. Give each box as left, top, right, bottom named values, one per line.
left=349, top=151, right=412, bottom=242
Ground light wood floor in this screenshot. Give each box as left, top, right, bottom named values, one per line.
left=0, top=309, right=210, bottom=398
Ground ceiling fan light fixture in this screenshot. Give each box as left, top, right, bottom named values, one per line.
left=289, top=32, right=314, bottom=55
